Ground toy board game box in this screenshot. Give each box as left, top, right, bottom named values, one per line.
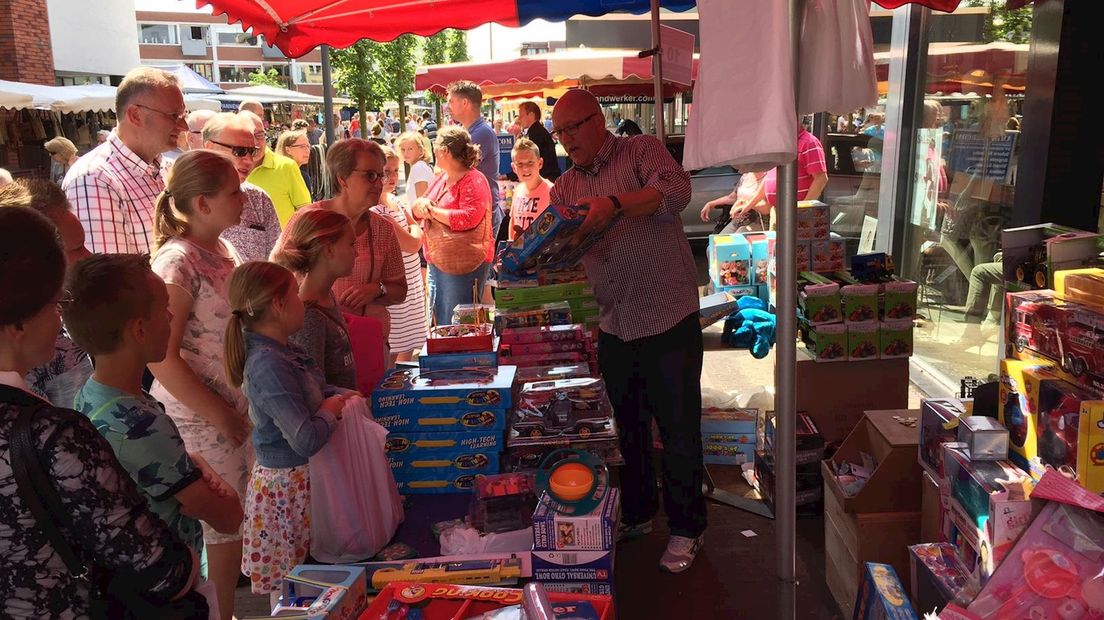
left=418, top=350, right=499, bottom=371
left=425, top=323, right=494, bottom=354
left=852, top=562, right=920, bottom=620
left=385, top=430, right=502, bottom=473
left=373, top=366, right=516, bottom=414
left=360, top=582, right=614, bottom=620
left=531, top=550, right=614, bottom=584
left=393, top=467, right=500, bottom=494
left=701, top=406, right=758, bottom=436
left=271, top=565, right=368, bottom=620
left=708, top=233, right=752, bottom=288
left=532, top=487, right=620, bottom=552
left=499, top=204, right=603, bottom=274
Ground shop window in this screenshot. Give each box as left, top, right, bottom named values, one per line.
left=216, top=28, right=258, bottom=46
left=138, top=24, right=178, bottom=45
left=218, top=65, right=258, bottom=83
left=187, top=63, right=214, bottom=81
left=296, top=64, right=324, bottom=85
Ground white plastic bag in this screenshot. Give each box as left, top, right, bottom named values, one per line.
left=309, top=396, right=403, bottom=563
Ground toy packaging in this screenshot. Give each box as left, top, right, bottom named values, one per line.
left=362, top=558, right=523, bottom=592
left=504, top=435, right=624, bottom=472
left=955, top=416, right=1009, bottom=461
left=499, top=204, right=604, bottom=275
left=361, top=582, right=614, bottom=620
left=744, top=231, right=775, bottom=285
left=799, top=272, right=842, bottom=325
left=500, top=324, right=587, bottom=346
left=796, top=200, right=830, bottom=241
left=494, top=282, right=594, bottom=308
left=512, top=378, right=615, bottom=440
left=495, top=303, right=574, bottom=331
left=373, top=408, right=509, bottom=433
left=426, top=323, right=495, bottom=354
left=907, top=544, right=978, bottom=614
left=708, top=233, right=752, bottom=288
left=271, top=565, right=368, bottom=620
left=879, top=320, right=914, bottom=359
left=531, top=550, right=614, bottom=585
left=469, top=473, right=538, bottom=534
left=501, top=340, right=590, bottom=357
left=514, top=363, right=595, bottom=383
left=699, top=291, right=740, bottom=329
left=373, top=365, right=516, bottom=414
left=851, top=253, right=896, bottom=282
left=1000, top=223, right=1103, bottom=292
left=805, top=321, right=848, bottom=362
left=967, top=473, right=1104, bottom=619
left=841, top=280, right=880, bottom=325
left=452, top=304, right=494, bottom=325
left=852, top=562, right=920, bottom=620
left=1076, top=400, right=1104, bottom=493
left=532, top=487, right=620, bottom=552
left=702, top=406, right=758, bottom=465
left=755, top=449, right=824, bottom=517
left=394, top=470, right=495, bottom=494
left=703, top=441, right=754, bottom=465
left=419, top=350, right=499, bottom=372
left=848, top=322, right=880, bottom=361
left=1054, top=267, right=1104, bottom=309
left=385, top=431, right=502, bottom=473
left=761, top=411, right=826, bottom=462
left=882, top=280, right=919, bottom=320
left=918, top=398, right=972, bottom=479
left=811, top=235, right=846, bottom=273
left=539, top=582, right=614, bottom=596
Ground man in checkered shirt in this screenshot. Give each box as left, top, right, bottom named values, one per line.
left=549, top=89, right=706, bottom=574
left=63, top=67, right=187, bottom=255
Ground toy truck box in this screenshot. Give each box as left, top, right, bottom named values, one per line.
left=882, top=280, right=918, bottom=320
left=499, top=204, right=602, bottom=274
left=804, top=321, right=848, bottom=362
left=532, top=488, right=620, bottom=552
left=385, top=431, right=502, bottom=474
left=1005, top=289, right=1104, bottom=393
left=848, top=322, right=880, bottom=361
left=511, top=378, right=615, bottom=440
left=530, top=550, right=614, bottom=584
left=799, top=271, right=842, bottom=325
left=1001, top=223, right=1103, bottom=292
left=879, top=320, right=914, bottom=359
left=272, top=565, right=368, bottom=620
left=708, top=233, right=753, bottom=288
left=373, top=365, right=516, bottom=415
left=833, top=272, right=879, bottom=324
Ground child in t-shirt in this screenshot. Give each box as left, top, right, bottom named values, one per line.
left=508, top=138, right=554, bottom=241
left=65, top=253, right=244, bottom=572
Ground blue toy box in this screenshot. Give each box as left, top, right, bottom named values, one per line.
left=708, top=233, right=752, bottom=288
left=744, top=231, right=775, bottom=284
left=852, top=562, right=919, bottom=620
left=385, top=430, right=502, bottom=473
left=418, top=350, right=499, bottom=371
left=373, top=365, right=516, bottom=414
left=532, top=488, right=620, bottom=552
left=499, top=204, right=601, bottom=274
left=373, top=408, right=509, bottom=433
left=273, top=565, right=368, bottom=620
left=393, top=467, right=500, bottom=494
left=531, top=549, right=614, bottom=584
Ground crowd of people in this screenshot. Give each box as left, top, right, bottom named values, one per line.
left=0, top=66, right=707, bottom=619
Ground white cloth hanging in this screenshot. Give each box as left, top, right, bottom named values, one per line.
left=798, top=0, right=878, bottom=116
left=683, top=0, right=797, bottom=172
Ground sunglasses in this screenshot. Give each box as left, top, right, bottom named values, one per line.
left=210, top=140, right=260, bottom=159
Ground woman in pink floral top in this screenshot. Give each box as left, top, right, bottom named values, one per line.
left=410, top=126, right=494, bottom=326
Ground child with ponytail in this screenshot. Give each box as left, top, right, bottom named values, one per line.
left=223, top=261, right=355, bottom=603
left=147, top=149, right=248, bottom=620
left=271, top=208, right=358, bottom=389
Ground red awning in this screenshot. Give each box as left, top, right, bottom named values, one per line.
left=874, top=42, right=1029, bottom=94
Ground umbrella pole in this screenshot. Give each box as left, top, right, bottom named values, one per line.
left=650, top=0, right=664, bottom=141
left=322, top=44, right=336, bottom=144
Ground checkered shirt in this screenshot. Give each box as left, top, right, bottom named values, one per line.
left=63, top=132, right=164, bottom=255
left=550, top=132, right=697, bottom=342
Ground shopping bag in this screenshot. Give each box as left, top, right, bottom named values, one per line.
left=309, top=396, right=404, bottom=563
left=342, top=312, right=388, bottom=394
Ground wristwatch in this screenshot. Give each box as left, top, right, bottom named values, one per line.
left=378, top=282, right=387, bottom=299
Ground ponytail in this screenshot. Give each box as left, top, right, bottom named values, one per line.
left=152, top=192, right=186, bottom=253
left=155, top=149, right=237, bottom=252
left=224, top=310, right=247, bottom=387
left=270, top=208, right=351, bottom=274
left=224, top=261, right=296, bottom=387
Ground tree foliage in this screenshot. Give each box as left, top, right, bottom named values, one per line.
left=247, top=67, right=284, bottom=87
left=330, top=35, right=419, bottom=135
left=962, top=0, right=1032, bottom=44
left=446, top=29, right=469, bottom=63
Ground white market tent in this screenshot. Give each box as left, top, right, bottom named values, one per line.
left=214, top=84, right=353, bottom=106
left=0, top=79, right=220, bottom=113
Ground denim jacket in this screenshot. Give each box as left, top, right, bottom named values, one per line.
left=242, top=331, right=342, bottom=468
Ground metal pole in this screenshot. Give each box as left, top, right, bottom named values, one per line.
left=650, top=0, right=665, bottom=141
left=775, top=0, right=801, bottom=617
left=321, top=44, right=336, bottom=145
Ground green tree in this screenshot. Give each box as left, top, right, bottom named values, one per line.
left=422, top=31, right=451, bottom=123
left=446, top=29, right=469, bottom=63
left=962, top=0, right=1032, bottom=44
left=330, top=36, right=418, bottom=137
left=247, top=67, right=284, bottom=87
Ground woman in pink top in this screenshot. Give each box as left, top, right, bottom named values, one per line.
left=410, top=126, right=494, bottom=326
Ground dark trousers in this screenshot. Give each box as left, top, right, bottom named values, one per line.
left=598, top=312, right=706, bottom=538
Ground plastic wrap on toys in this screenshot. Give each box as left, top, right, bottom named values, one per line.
left=439, top=523, right=535, bottom=556
left=511, top=378, right=615, bottom=440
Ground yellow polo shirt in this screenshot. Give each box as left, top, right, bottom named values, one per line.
left=246, top=148, right=311, bottom=227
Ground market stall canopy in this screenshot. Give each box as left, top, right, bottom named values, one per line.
left=874, top=41, right=1029, bottom=95
left=164, top=64, right=225, bottom=95
left=415, top=48, right=700, bottom=100
left=214, top=84, right=353, bottom=106
left=0, top=80, right=54, bottom=110
left=0, top=79, right=220, bottom=113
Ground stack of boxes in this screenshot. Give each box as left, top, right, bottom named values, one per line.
left=496, top=280, right=600, bottom=337
left=700, top=404, right=758, bottom=466
left=754, top=412, right=825, bottom=516
left=765, top=200, right=843, bottom=304
left=530, top=488, right=620, bottom=595
left=707, top=231, right=772, bottom=304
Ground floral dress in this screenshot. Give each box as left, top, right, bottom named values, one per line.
left=151, top=237, right=253, bottom=544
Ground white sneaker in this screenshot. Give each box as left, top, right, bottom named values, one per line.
left=659, top=534, right=703, bottom=573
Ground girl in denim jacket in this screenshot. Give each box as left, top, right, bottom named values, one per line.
left=223, top=261, right=355, bottom=604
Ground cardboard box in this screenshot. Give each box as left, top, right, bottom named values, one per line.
left=385, top=431, right=502, bottom=473
left=908, top=544, right=977, bottom=615
left=708, top=233, right=752, bottom=288
left=848, top=322, right=880, bottom=361
left=852, top=562, right=920, bottom=620
left=840, top=280, right=880, bottom=325
left=373, top=408, right=509, bottom=433
left=879, top=320, right=914, bottom=359
left=393, top=468, right=498, bottom=494
left=500, top=324, right=587, bottom=346
left=531, top=488, right=620, bottom=552
left=882, top=280, right=919, bottom=320
left=919, top=470, right=942, bottom=544
left=419, top=350, right=499, bottom=371
left=1054, top=267, right=1104, bottom=309
left=745, top=231, right=774, bottom=285
left=824, top=488, right=921, bottom=618
left=755, top=449, right=823, bottom=516
left=810, top=235, right=846, bottom=273
left=918, top=398, right=972, bottom=479
left=361, top=582, right=614, bottom=619
left=274, top=565, right=368, bottom=620
left=701, top=406, right=758, bottom=435
left=955, top=416, right=1009, bottom=461
left=500, top=204, right=601, bottom=274
left=1000, top=223, right=1103, bottom=292
left=796, top=354, right=910, bottom=443
left=797, top=199, right=830, bottom=240
left=494, top=281, right=594, bottom=307
left=373, top=365, right=516, bottom=414
left=823, top=409, right=923, bottom=514
left=699, top=292, right=740, bottom=329
left=1077, top=399, right=1104, bottom=493
left=530, top=549, right=614, bottom=584
left=799, top=272, right=843, bottom=325
left=702, top=441, right=754, bottom=465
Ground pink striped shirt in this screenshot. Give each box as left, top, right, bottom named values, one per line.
left=550, top=132, right=697, bottom=342
left=63, top=132, right=164, bottom=255
left=764, top=128, right=828, bottom=206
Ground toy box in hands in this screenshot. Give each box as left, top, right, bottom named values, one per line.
left=879, top=320, right=914, bottom=359
left=799, top=272, right=843, bottom=325
left=425, top=323, right=494, bottom=354
left=700, top=292, right=740, bottom=329
left=361, top=582, right=614, bottom=620
left=811, top=234, right=846, bottom=273
left=804, top=321, right=848, bottom=363
left=531, top=550, right=614, bottom=585
left=882, top=280, right=918, bottom=320
left=852, top=562, right=920, bottom=620
left=500, top=204, right=601, bottom=274
left=496, top=302, right=574, bottom=331
left=532, top=488, right=620, bottom=552
left=797, top=200, right=830, bottom=240
left=272, top=565, right=367, bottom=620
left=419, top=350, right=499, bottom=371
left=918, top=398, right=972, bottom=479
left=385, top=430, right=502, bottom=473
left=849, top=322, right=880, bottom=361
left=511, top=378, right=615, bottom=440
left=373, top=365, right=516, bottom=414
left=908, top=543, right=979, bottom=615
left=708, top=233, right=752, bottom=288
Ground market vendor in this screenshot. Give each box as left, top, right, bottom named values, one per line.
left=549, top=89, right=706, bottom=574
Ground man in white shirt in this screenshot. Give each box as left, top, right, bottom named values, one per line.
left=63, top=67, right=186, bottom=255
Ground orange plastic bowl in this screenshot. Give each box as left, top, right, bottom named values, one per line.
left=548, top=462, right=595, bottom=501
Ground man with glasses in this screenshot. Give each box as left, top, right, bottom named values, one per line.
left=63, top=67, right=187, bottom=254
left=202, top=113, right=282, bottom=263
left=549, top=89, right=705, bottom=575
left=240, top=110, right=311, bottom=227
left=185, top=109, right=216, bottom=151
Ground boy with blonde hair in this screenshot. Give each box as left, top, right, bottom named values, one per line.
left=508, top=138, right=554, bottom=241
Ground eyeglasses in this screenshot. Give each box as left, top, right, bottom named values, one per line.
left=551, top=112, right=598, bottom=140
left=134, top=104, right=187, bottom=125
left=209, top=140, right=260, bottom=159
left=351, top=169, right=385, bottom=183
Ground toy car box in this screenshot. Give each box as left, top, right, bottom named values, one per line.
left=361, top=582, right=614, bottom=619
left=879, top=320, right=914, bottom=359
left=499, top=204, right=603, bottom=274
left=708, top=233, right=753, bottom=288
left=393, top=469, right=497, bottom=494
left=796, top=199, right=830, bottom=240
left=532, top=487, right=620, bottom=552
left=531, top=550, right=614, bottom=585
left=512, top=378, right=615, bottom=440
left=918, top=398, right=972, bottom=479
left=1001, top=223, right=1103, bottom=292
left=373, top=365, right=516, bottom=415
left=799, top=272, right=842, bottom=325
left=425, top=323, right=495, bottom=354
left=419, top=350, right=499, bottom=371
left=272, top=564, right=368, bottom=620
left=835, top=273, right=879, bottom=324
left=852, top=562, right=920, bottom=620
left=505, top=435, right=623, bottom=472
left=810, top=234, right=846, bottom=273
left=882, top=280, right=918, bottom=320
left=496, top=302, right=574, bottom=331
left=385, top=430, right=502, bottom=474
left=804, top=321, right=848, bottom=362
left=848, top=322, right=880, bottom=361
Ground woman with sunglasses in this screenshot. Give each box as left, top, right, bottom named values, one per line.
left=311, top=139, right=407, bottom=358
left=410, top=126, right=494, bottom=327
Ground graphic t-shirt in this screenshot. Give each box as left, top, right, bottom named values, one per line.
left=509, top=179, right=553, bottom=241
